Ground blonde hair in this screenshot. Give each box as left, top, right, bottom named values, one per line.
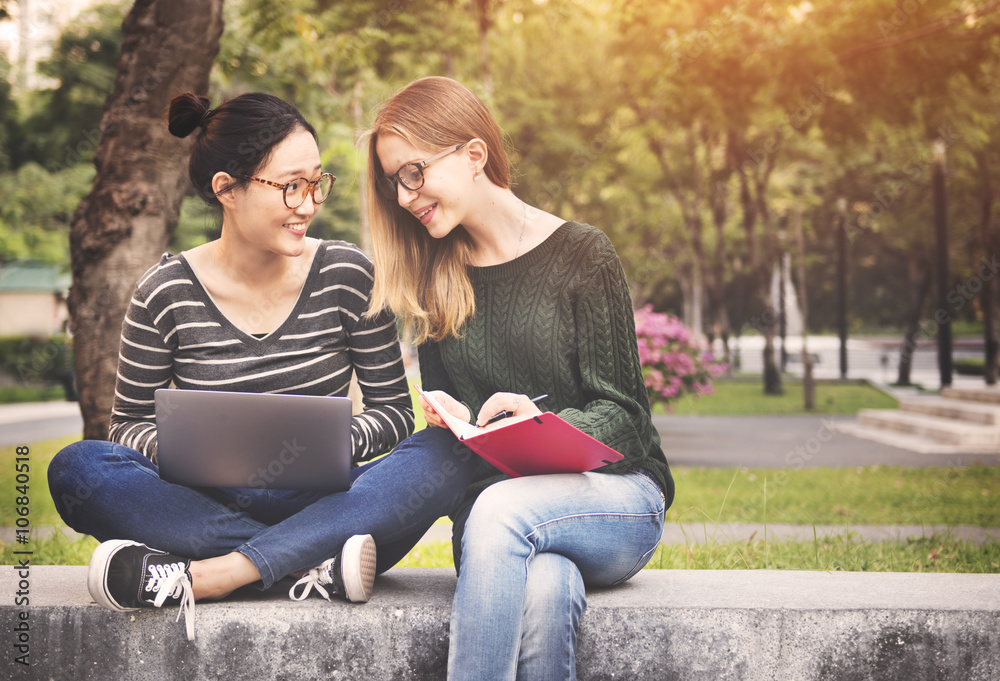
left=364, top=77, right=511, bottom=344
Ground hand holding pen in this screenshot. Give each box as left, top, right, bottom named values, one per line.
left=478, top=393, right=548, bottom=427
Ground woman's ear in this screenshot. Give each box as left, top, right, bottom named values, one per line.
left=465, top=139, right=489, bottom=178
left=211, top=171, right=238, bottom=206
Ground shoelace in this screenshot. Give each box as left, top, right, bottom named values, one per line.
left=151, top=566, right=196, bottom=641
left=289, top=559, right=335, bottom=602
left=145, top=562, right=184, bottom=593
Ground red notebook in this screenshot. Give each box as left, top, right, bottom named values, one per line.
left=416, top=386, right=624, bottom=477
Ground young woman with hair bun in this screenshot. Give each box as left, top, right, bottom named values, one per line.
left=47, top=91, right=477, bottom=641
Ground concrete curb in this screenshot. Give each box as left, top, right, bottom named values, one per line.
left=2, top=566, right=998, bottom=680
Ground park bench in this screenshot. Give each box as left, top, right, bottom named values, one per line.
left=3, top=565, right=998, bottom=679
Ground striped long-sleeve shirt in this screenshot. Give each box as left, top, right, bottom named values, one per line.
left=108, top=240, right=414, bottom=465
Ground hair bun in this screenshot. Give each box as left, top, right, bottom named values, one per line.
left=168, top=93, right=213, bottom=138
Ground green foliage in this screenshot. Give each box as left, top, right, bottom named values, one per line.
left=0, top=334, right=74, bottom=385
left=2, top=0, right=1000, bottom=340
left=0, top=53, right=16, bottom=172
left=954, top=356, right=1000, bottom=376
left=0, top=163, right=94, bottom=266
left=9, top=3, right=123, bottom=171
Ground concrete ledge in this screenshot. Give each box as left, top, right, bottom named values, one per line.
left=3, top=566, right=999, bottom=680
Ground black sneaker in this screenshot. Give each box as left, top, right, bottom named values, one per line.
left=87, top=539, right=196, bottom=640
left=289, top=534, right=376, bottom=603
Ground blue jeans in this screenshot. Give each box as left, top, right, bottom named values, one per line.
left=47, top=428, right=476, bottom=589
left=448, top=470, right=667, bottom=681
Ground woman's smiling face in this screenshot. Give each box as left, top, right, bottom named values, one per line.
left=375, top=132, right=474, bottom=240
left=226, top=127, right=324, bottom=256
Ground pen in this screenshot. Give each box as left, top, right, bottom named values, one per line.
left=483, top=394, right=548, bottom=426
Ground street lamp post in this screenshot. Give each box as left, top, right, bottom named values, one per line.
left=933, top=139, right=952, bottom=388
left=835, top=197, right=848, bottom=380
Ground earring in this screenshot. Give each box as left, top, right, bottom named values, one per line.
left=474, top=169, right=481, bottom=180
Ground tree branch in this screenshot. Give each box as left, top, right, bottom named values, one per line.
left=838, top=1, right=1000, bottom=61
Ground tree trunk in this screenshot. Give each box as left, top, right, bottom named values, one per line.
left=710, top=163, right=732, bottom=371
left=897, top=257, right=932, bottom=386
left=794, top=205, right=814, bottom=411
left=977, top=150, right=998, bottom=385
left=68, top=0, right=225, bottom=440
left=475, top=0, right=493, bottom=97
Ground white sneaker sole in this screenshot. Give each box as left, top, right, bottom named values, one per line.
left=87, top=539, right=144, bottom=611
left=340, top=534, right=376, bottom=602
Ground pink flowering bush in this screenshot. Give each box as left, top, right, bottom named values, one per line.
left=634, top=305, right=727, bottom=411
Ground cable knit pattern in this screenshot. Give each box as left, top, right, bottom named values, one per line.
left=109, top=240, right=414, bottom=465
left=418, top=222, right=672, bottom=518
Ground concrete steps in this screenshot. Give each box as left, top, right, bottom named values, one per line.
left=857, top=410, right=1000, bottom=447
left=851, top=386, right=1000, bottom=453
left=901, top=395, right=1000, bottom=425
left=943, top=385, right=1000, bottom=405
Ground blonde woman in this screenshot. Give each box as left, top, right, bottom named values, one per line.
left=364, top=77, right=675, bottom=681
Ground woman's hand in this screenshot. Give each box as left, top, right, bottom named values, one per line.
left=475, top=392, right=543, bottom=428
left=418, top=390, right=471, bottom=429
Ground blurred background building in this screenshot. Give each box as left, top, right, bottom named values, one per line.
left=0, top=0, right=106, bottom=92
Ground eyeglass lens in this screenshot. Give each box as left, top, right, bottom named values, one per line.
left=286, top=174, right=334, bottom=208
left=376, top=143, right=465, bottom=201
left=376, top=164, right=423, bottom=201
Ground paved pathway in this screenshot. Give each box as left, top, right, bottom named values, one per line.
left=0, top=400, right=82, bottom=447
left=656, top=414, right=1000, bottom=468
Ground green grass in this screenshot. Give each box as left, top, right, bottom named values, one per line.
left=644, top=532, right=1000, bottom=572
left=664, top=378, right=899, bottom=416
left=0, top=436, right=77, bottom=528
left=668, top=465, right=1000, bottom=527
left=400, top=534, right=1000, bottom=573
left=0, top=384, right=67, bottom=404
left=1, top=529, right=98, bottom=566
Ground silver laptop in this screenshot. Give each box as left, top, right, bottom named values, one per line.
left=154, top=388, right=353, bottom=491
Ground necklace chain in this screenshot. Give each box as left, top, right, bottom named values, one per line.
left=513, top=200, right=527, bottom=260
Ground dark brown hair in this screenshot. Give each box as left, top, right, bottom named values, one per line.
left=168, top=92, right=317, bottom=207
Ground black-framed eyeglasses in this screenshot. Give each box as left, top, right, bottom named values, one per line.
left=240, top=172, right=336, bottom=209
left=376, top=142, right=467, bottom=201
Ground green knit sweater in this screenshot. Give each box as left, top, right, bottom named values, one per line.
left=418, top=221, right=674, bottom=519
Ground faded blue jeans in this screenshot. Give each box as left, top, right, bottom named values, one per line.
left=448, top=469, right=668, bottom=681
left=48, top=428, right=476, bottom=588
